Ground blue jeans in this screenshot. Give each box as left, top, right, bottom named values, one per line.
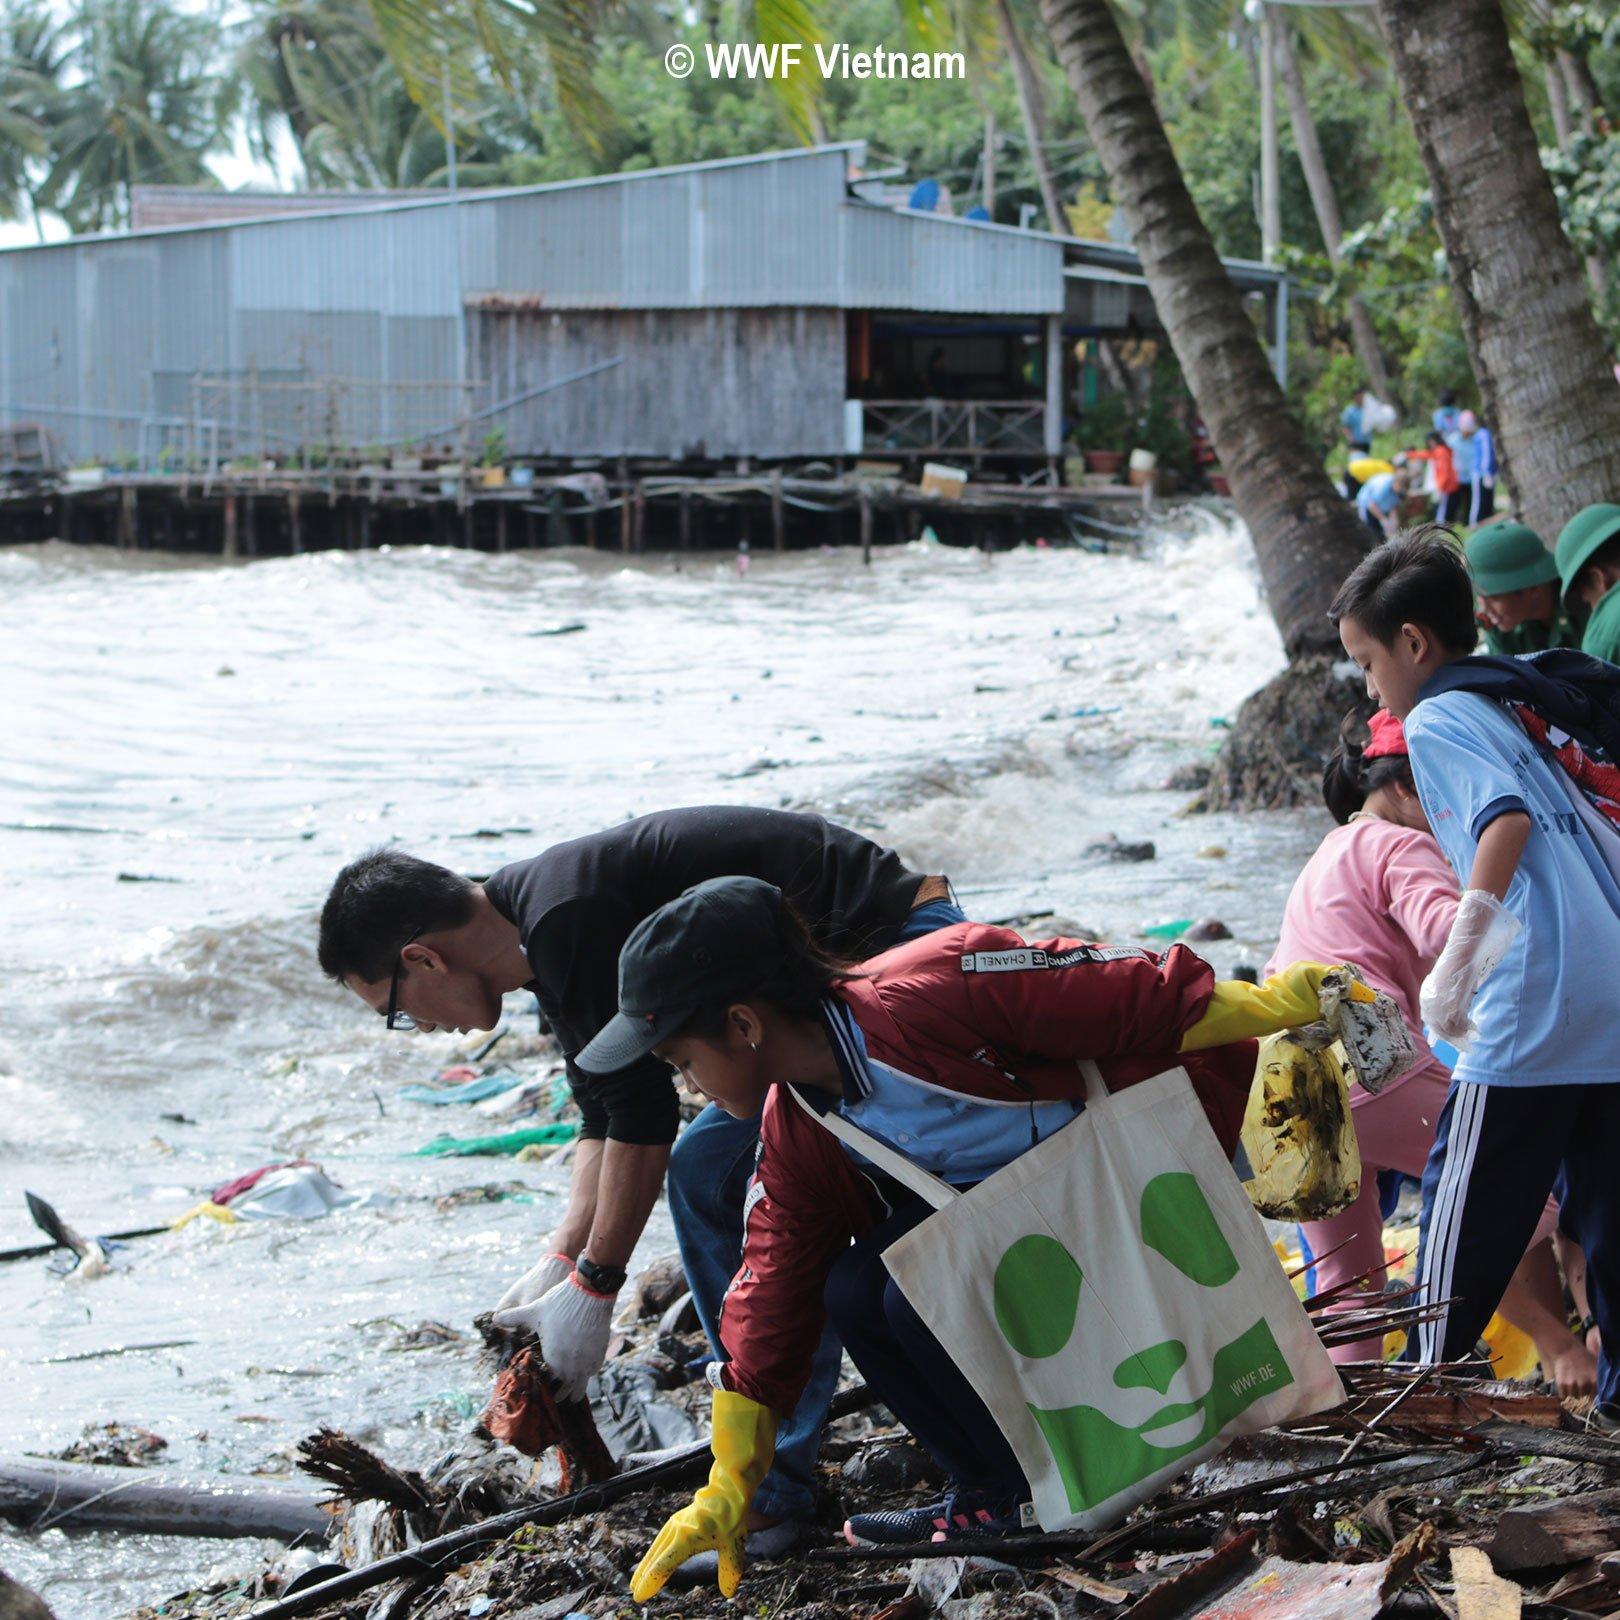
left=826, top=1185, right=1025, bottom=1494
left=666, top=896, right=966, bottom=1519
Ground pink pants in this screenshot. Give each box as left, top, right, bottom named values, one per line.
left=1301, top=1065, right=1561, bottom=1361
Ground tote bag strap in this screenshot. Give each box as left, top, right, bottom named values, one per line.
left=1076, top=1058, right=1110, bottom=1107
left=786, top=1085, right=957, bottom=1211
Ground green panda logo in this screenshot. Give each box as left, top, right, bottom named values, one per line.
left=992, top=1171, right=1292, bottom=1514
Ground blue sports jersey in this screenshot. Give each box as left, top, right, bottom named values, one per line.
left=1406, top=688, right=1620, bottom=1086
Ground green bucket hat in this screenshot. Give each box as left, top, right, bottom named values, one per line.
left=1556, top=504, right=1620, bottom=601
left=1464, top=521, right=1557, bottom=597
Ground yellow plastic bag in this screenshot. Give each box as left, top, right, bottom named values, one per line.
left=1240, top=1032, right=1361, bottom=1221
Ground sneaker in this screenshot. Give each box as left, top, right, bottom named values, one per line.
left=844, top=1488, right=1025, bottom=1547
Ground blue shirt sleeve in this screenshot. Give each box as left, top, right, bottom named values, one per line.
left=1407, top=693, right=1529, bottom=846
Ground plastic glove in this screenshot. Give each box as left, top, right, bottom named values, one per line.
left=1419, top=889, right=1521, bottom=1051
left=1179, top=961, right=1357, bottom=1051
left=631, top=1389, right=776, bottom=1602
left=491, top=1269, right=617, bottom=1400
left=495, top=1243, right=575, bottom=1312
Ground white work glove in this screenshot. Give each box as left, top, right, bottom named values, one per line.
left=492, top=1270, right=618, bottom=1400
left=495, top=1243, right=575, bottom=1312
left=1419, top=889, right=1522, bottom=1051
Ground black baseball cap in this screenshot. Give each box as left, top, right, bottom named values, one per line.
left=575, top=876, right=789, bottom=1074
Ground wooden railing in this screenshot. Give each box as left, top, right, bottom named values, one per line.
left=860, top=399, right=1047, bottom=458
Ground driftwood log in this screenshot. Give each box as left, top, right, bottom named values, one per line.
left=0, top=1454, right=332, bottom=1541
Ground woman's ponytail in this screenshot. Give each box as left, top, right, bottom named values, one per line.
left=1322, top=705, right=1415, bottom=825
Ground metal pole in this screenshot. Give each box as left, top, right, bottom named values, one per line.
left=441, top=46, right=459, bottom=194
left=983, top=112, right=997, bottom=218
left=1043, top=314, right=1063, bottom=460
left=1272, top=274, right=1290, bottom=389
left=1256, top=0, right=1280, bottom=265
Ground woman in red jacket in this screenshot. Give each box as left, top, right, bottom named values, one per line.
left=576, top=877, right=1344, bottom=1601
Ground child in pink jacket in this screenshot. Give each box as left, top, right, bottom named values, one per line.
left=1270, top=711, right=1590, bottom=1386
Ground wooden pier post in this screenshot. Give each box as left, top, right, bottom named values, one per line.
left=859, top=489, right=873, bottom=567
left=546, top=491, right=566, bottom=549
left=495, top=501, right=509, bottom=553
left=585, top=503, right=598, bottom=550
left=223, top=492, right=239, bottom=559
left=618, top=459, right=632, bottom=552
left=117, top=484, right=136, bottom=550
left=359, top=498, right=372, bottom=550
left=770, top=469, right=785, bottom=551
left=631, top=481, right=646, bottom=553
left=244, top=494, right=258, bottom=556
left=288, top=492, right=303, bottom=554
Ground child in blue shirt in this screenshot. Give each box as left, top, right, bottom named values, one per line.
left=1331, top=528, right=1620, bottom=1404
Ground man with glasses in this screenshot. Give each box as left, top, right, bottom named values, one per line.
left=318, top=805, right=961, bottom=1561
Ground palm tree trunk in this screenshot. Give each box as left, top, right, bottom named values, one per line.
left=1557, top=46, right=1601, bottom=130
left=995, top=0, right=1068, bottom=235
left=1375, top=0, right=1620, bottom=541
left=1035, top=0, right=1368, bottom=658
left=1544, top=57, right=1573, bottom=147
left=1272, top=17, right=1396, bottom=409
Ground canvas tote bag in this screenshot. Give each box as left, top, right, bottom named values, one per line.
left=792, top=1059, right=1342, bottom=1532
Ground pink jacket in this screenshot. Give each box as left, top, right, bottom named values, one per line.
left=1267, top=817, right=1459, bottom=1090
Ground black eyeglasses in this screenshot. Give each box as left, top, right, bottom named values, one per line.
left=384, top=928, right=424, bottom=1031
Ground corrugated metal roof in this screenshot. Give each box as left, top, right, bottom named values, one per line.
left=1, top=143, right=870, bottom=257
left=841, top=203, right=1061, bottom=314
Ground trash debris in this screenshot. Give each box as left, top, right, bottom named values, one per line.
left=1085, top=833, right=1157, bottom=863
left=619, top=1252, right=688, bottom=1321
left=0, top=1454, right=331, bottom=1541
left=51, top=1422, right=168, bottom=1467
left=1185, top=917, right=1233, bottom=941
left=1142, top=918, right=1195, bottom=940
left=1240, top=1031, right=1361, bottom=1221
left=412, top=1125, right=579, bottom=1158
left=399, top=1070, right=524, bottom=1106
left=1315, top=966, right=1419, bottom=1097
left=432, top=1182, right=531, bottom=1213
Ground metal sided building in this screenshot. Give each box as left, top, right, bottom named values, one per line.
left=0, top=143, right=1287, bottom=471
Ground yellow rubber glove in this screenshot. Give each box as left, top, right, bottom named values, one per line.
left=630, top=1389, right=776, bottom=1602
left=1178, top=961, right=1372, bottom=1051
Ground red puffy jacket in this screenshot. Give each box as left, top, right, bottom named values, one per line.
left=714, top=921, right=1257, bottom=1416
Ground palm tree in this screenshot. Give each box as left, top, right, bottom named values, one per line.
left=39, top=0, right=230, bottom=232
left=1035, top=0, right=1368, bottom=664
left=232, top=0, right=390, bottom=183
left=1267, top=11, right=1396, bottom=407
left=0, top=3, right=68, bottom=231
left=1375, top=0, right=1620, bottom=541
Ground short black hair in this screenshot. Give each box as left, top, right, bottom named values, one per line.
left=1328, top=525, right=1478, bottom=656
left=1439, top=388, right=1457, bottom=407
left=1321, top=705, right=1415, bottom=825
left=318, top=848, right=478, bottom=984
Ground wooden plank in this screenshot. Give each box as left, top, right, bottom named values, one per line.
left=1451, top=1546, right=1521, bottom=1620
left=1489, top=1485, right=1620, bottom=1571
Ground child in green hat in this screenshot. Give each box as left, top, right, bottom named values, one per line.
left=1556, top=504, right=1620, bottom=666
left=1464, top=521, right=1577, bottom=656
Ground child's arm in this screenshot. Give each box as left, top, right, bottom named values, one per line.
left=1467, top=810, right=1530, bottom=899
left=1420, top=811, right=1528, bottom=1049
